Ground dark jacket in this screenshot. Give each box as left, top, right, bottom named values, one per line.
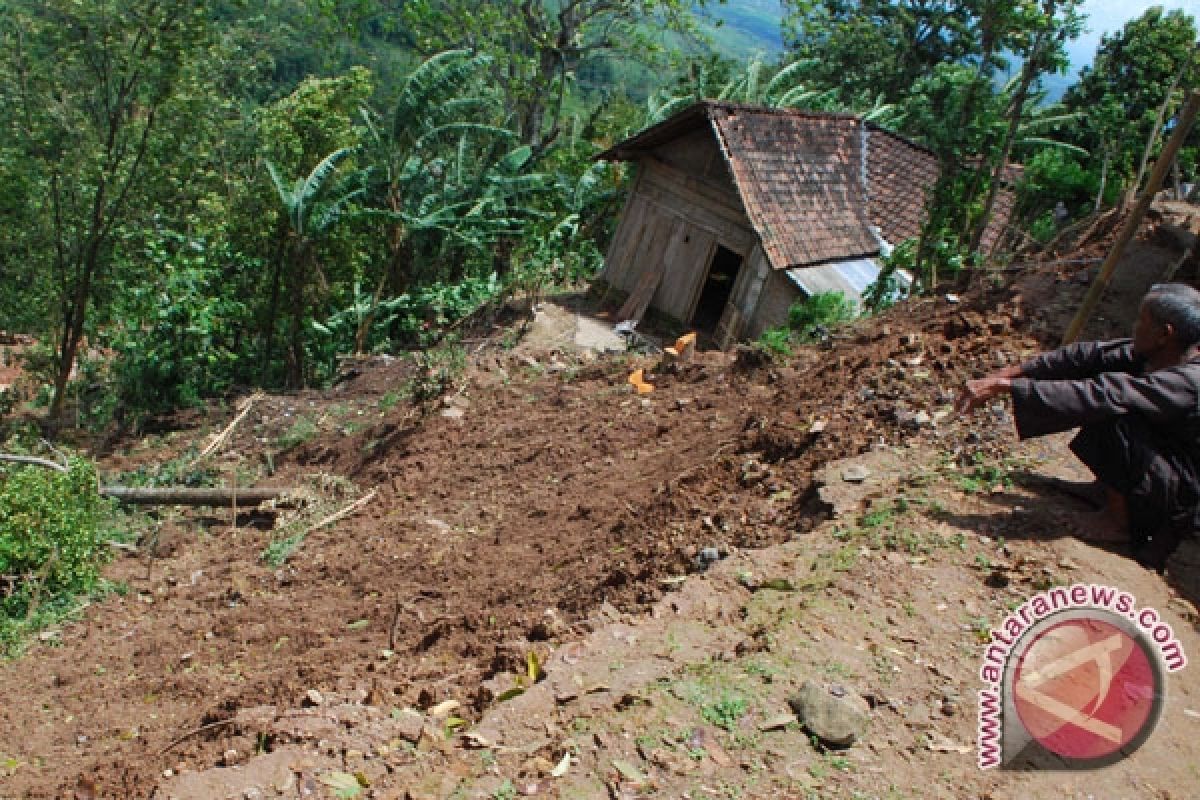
left=1010, top=339, right=1200, bottom=452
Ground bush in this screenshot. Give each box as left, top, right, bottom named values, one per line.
left=788, top=291, right=856, bottom=339
left=0, top=458, right=114, bottom=654
left=757, top=328, right=793, bottom=357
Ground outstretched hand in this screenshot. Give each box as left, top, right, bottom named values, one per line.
left=955, top=377, right=1005, bottom=415
left=955, top=366, right=1021, bottom=416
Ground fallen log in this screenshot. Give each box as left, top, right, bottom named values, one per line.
left=98, top=486, right=294, bottom=506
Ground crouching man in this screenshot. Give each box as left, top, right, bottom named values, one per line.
left=956, top=282, right=1200, bottom=570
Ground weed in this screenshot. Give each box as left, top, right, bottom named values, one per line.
left=378, top=391, right=402, bottom=412
left=822, top=661, right=853, bottom=679
left=757, top=328, right=793, bottom=357
left=827, top=754, right=853, bottom=772
left=262, top=533, right=306, bottom=567
left=828, top=544, right=858, bottom=571
left=702, top=694, right=748, bottom=731
left=492, top=780, right=517, bottom=800
left=277, top=417, right=318, bottom=450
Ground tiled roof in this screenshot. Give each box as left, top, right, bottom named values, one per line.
left=708, top=105, right=881, bottom=268
left=599, top=102, right=942, bottom=270
left=866, top=127, right=940, bottom=246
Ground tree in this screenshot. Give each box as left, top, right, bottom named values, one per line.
left=1064, top=7, right=1200, bottom=192
left=0, top=0, right=213, bottom=425
left=265, top=148, right=365, bottom=386
left=401, top=0, right=701, bottom=153
left=782, top=0, right=984, bottom=106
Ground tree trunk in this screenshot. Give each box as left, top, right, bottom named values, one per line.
left=969, top=25, right=1046, bottom=253
left=100, top=486, right=292, bottom=505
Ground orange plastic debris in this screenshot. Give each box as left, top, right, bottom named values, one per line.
left=628, top=368, right=654, bottom=394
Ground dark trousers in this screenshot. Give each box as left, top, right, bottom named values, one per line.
left=1070, top=416, right=1198, bottom=570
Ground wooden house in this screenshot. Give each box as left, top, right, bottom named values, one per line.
left=596, top=101, right=1014, bottom=347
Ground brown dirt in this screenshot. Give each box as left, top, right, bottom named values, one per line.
left=1, top=215, right=1198, bottom=799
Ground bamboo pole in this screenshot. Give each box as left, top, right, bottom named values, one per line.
left=1062, top=90, right=1200, bottom=345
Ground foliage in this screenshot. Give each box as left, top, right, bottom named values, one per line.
left=757, top=328, right=793, bottom=357
left=0, top=0, right=216, bottom=423
left=788, top=291, right=855, bottom=338
left=107, top=232, right=253, bottom=417
left=0, top=459, right=115, bottom=654
left=862, top=244, right=915, bottom=313
left=1063, top=7, right=1200, bottom=189
left=1016, top=149, right=1103, bottom=221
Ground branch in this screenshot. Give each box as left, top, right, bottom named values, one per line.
left=0, top=454, right=68, bottom=473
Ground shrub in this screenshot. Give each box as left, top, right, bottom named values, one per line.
left=757, top=328, right=793, bottom=357
left=788, top=291, right=855, bottom=339
left=0, top=458, right=114, bottom=654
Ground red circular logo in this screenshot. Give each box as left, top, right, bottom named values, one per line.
left=1012, top=616, right=1160, bottom=760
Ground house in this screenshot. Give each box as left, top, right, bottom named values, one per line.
left=596, top=101, right=1015, bottom=347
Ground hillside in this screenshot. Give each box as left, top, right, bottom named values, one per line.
left=2, top=211, right=1199, bottom=798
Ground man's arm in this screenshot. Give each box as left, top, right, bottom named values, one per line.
left=1010, top=366, right=1199, bottom=439
left=955, top=339, right=1142, bottom=416
left=1020, top=339, right=1140, bottom=380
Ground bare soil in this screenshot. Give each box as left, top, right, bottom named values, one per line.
left=1, top=218, right=1199, bottom=799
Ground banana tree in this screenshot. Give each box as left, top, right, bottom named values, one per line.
left=263, top=146, right=363, bottom=385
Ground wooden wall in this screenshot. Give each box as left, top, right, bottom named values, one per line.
left=601, top=155, right=757, bottom=327
left=745, top=268, right=800, bottom=340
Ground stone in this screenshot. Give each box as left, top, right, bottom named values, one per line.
left=388, top=708, right=425, bottom=743
left=787, top=681, right=870, bottom=748
left=841, top=465, right=871, bottom=483
left=304, top=689, right=324, bottom=707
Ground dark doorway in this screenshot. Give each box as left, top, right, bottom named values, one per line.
left=691, top=245, right=743, bottom=333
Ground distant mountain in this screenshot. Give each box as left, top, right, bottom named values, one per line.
left=697, top=0, right=786, bottom=57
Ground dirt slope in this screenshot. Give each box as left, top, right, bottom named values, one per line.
left=1, top=223, right=1198, bottom=799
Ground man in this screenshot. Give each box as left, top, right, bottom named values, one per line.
left=956, top=282, right=1200, bottom=570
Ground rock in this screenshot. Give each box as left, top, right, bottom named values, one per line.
left=787, top=681, right=870, bottom=748
left=388, top=708, right=425, bottom=743
left=222, top=749, right=239, bottom=766
left=905, top=702, right=932, bottom=728
left=304, top=689, right=324, bottom=707
left=841, top=465, right=871, bottom=483
left=440, top=407, right=465, bottom=419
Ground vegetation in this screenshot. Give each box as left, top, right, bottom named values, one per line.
left=0, top=0, right=1195, bottom=431
left=0, top=459, right=119, bottom=654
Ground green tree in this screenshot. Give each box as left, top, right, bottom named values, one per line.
left=265, top=148, right=365, bottom=386
left=401, top=0, right=702, bottom=152
left=1064, top=7, right=1199, bottom=198
left=0, top=0, right=213, bottom=425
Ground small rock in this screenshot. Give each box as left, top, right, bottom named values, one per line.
left=304, top=689, right=324, bottom=707
left=389, top=708, right=425, bottom=743
left=222, top=749, right=239, bottom=766
left=697, top=547, right=721, bottom=568
left=440, top=407, right=465, bottom=419
left=906, top=702, right=933, bottom=728
left=944, top=293, right=960, bottom=304
left=243, top=789, right=263, bottom=800
left=809, top=419, right=828, bottom=434
left=760, top=713, right=797, bottom=731
left=787, top=681, right=870, bottom=748
left=841, top=465, right=871, bottom=483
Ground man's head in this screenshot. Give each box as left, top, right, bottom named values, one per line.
left=1134, top=282, right=1200, bottom=360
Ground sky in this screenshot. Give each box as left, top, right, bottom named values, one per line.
left=1070, top=0, right=1200, bottom=71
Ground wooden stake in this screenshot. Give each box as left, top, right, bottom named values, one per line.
left=1062, top=90, right=1200, bottom=345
